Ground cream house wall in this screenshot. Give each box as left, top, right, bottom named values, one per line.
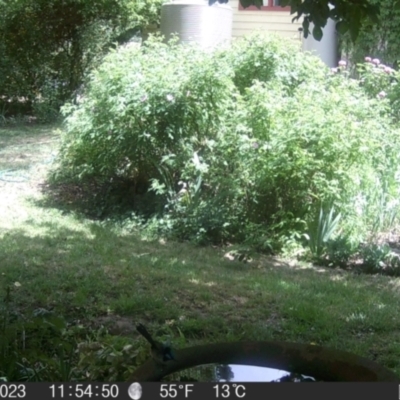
left=231, top=0, right=302, bottom=41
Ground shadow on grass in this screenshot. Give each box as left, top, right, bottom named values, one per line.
left=2, top=212, right=400, bottom=376
left=36, top=174, right=163, bottom=221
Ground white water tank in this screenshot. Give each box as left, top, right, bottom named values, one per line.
left=160, top=0, right=233, bottom=49
left=302, top=4, right=338, bottom=68
left=302, top=18, right=338, bottom=68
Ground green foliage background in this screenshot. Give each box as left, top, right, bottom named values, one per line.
left=340, top=0, right=400, bottom=67
left=0, top=0, right=164, bottom=121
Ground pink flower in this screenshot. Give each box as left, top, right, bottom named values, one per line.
left=365, top=56, right=372, bottom=62
left=372, top=58, right=380, bottom=65
left=377, top=91, right=387, bottom=99
left=378, top=64, right=386, bottom=69
left=330, top=67, right=338, bottom=73
left=338, top=60, right=347, bottom=67
left=140, top=94, right=148, bottom=102
left=384, top=66, right=394, bottom=74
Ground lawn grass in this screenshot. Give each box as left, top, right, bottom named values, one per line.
left=1, top=123, right=400, bottom=380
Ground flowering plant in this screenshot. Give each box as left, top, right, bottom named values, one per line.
left=332, top=57, right=400, bottom=120
left=356, top=57, right=396, bottom=100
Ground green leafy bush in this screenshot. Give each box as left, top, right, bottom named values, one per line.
left=244, top=72, right=400, bottom=243
left=57, top=36, right=235, bottom=180
left=359, top=243, right=394, bottom=274
left=226, top=34, right=327, bottom=95
left=53, top=32, right=400, bottom=257
left=323, top=236, right=358, bottom=269
left=350, top=58, right=400, bottom=123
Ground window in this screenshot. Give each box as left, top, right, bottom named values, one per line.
left=238, top=0, right=290, bottom=11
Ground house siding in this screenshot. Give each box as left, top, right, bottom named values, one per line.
left=231, top=0, right=302, bottom=41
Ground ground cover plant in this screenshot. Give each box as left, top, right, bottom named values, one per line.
left=2, top=33, right=400, bottom=381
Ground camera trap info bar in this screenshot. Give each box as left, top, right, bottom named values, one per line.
left=0, top=382, right=399, bottom=400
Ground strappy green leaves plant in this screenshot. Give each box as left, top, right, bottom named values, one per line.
left=305, top=205, right=342, bottom=259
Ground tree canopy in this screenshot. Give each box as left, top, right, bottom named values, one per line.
left=0, top=0, right=162, bottom=119
left=210, top=0, right=397, bottom=41
left=341, top=0, right=400, bottom=68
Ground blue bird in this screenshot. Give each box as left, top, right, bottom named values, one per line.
left=136, top=323, right=175, bottom=364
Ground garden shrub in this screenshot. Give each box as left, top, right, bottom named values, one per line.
left=347, top=58, right=400, bottom=123
left=225, top=33, right=327, bottom=95
left=54, top=36, right=240, bottom=222
left=53, top=32, right=400, bottom=255
left=242, top=69, right=400, bottom=244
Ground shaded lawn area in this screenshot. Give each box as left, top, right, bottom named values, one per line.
left=1, top=123, right=400, bottom=379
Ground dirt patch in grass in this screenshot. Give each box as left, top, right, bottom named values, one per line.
left=93, top=315, right=138, bottom=336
